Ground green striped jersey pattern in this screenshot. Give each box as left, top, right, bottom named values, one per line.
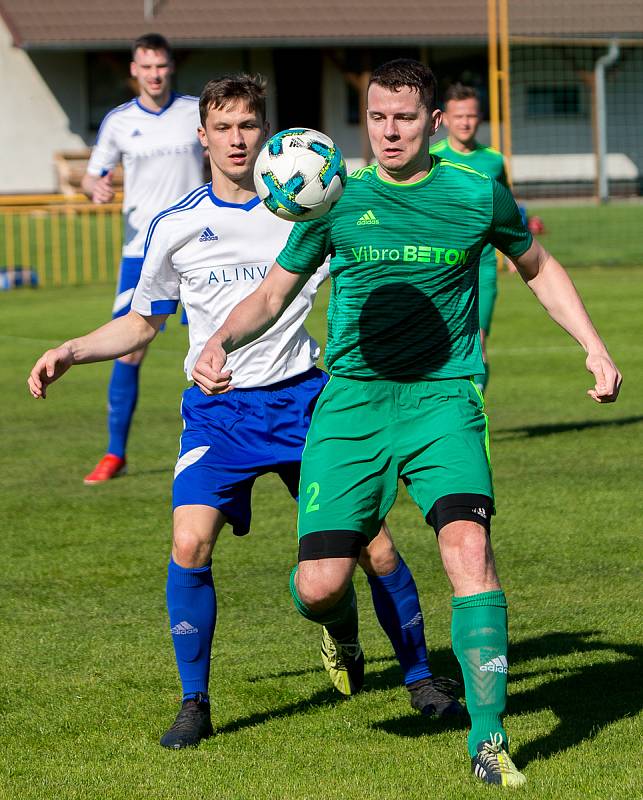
left=278, top=158, right=531, bottom=381
left=430, top=139, right=509, bottom=272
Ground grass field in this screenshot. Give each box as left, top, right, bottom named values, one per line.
left=528, top=202, right=643, bottom=268
left=1, top=266, right=642, bottom=799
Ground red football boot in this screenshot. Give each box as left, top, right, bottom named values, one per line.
left=83, top=454, right=127, bottom=485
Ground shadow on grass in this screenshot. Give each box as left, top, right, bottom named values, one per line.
left=376, top=630, right=642, bottom=768
left=237, top=629, right=642, bottom=769
left=508, top=631, right=642, bottom=767
left=494, top=415, right=643, bottom=441
left=213, top=684, right=354, bottom=736
left=220, top=647, right=463, bottom=737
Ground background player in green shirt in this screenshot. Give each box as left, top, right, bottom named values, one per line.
left=191, top=60, right=621, bottom=787
left=431, top=83, right=508, bottom=393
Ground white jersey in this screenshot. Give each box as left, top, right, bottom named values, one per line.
left=87, top=93, right=203, bottom=258
left=131, top=184, right=328, bottom=387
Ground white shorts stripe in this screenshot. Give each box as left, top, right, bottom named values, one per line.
left=174, top=445, right=210, bottom=479
left=112, top=287, right=136, bottom=315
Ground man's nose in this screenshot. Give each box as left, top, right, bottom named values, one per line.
left=384, top=119, right=399, bottom=139
left=230, top=126, right=244, bottom=146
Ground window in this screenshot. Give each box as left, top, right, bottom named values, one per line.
left=87, top=52, right=134, bottom=132
left=526, top=86, right=581, bottom=117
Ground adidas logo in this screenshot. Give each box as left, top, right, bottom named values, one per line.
left=401, top=612, right=423, bottom=630
left=356, top=210, right=379, bottom=226
left=472, top=507, right=487, bottom=519
left=480, top=655, right=508, bottom=674
left=170, top=620, right=199, bottom=636
left=131, top=129, right=143, bottom=137
left=198, top=227, right=219, bottom=242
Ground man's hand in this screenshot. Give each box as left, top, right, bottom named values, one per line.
left=192, top=340, right=233, bottom=395
left=92, top=171, right=115, bottom=204
left=28, top=345, right=75, bottom=399
left=586, top=352, right=622, bottom=403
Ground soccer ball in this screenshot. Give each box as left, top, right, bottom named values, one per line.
left=254, top=128, right=347, bottom=221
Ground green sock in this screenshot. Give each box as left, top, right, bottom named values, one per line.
left=451, top=590, right=508, bottom=757
left=289, top=567, right=358, bottom=641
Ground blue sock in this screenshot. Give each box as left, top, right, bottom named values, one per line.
left=106, top=360, right=140, bottom=458
left=367, top=556, right=431, bottom=685
left=166, top=558, right=216, bottom=702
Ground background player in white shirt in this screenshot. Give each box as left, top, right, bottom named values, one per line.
left=81, top=33, right=204, bottom=485
left=29, top=74, right=463, bottom=749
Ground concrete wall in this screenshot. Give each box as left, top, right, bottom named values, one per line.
left=0, top=18, right=86, bottom=192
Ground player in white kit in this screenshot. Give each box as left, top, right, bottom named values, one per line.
left=81, top=33, right=204, bottom=485
left=29, top=74, right=463, bottom=749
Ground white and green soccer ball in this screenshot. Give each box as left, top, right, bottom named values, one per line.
left=253, top=128, right=347, bottom=222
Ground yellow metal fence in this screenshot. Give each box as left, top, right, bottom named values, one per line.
left=0, top=194, right=123, bottom=287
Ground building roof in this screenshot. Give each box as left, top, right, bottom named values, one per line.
left=1, top=0, right=641, bottom=49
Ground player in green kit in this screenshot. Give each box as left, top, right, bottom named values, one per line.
left=431, top=83, right=508, bottom=393
left=192, top=60, right=621, bottom=787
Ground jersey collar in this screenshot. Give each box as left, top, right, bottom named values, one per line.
left=208, top=184, right=262, bottom=211
left=374, top=156, right=438, bottom=188
left=135, top=92, right=177, bottom=116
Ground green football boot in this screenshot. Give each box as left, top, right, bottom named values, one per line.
left=320, top=625, right=364, bottom=696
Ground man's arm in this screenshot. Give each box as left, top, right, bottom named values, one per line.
left=192, top=263, right=309, bottom=395
left=511, top=239, right=622, bottom=403
left=82, top=112, right=120, bottom=203
left=28, top=311, right=167, bottom=399
left=81, top=170, right=115, bottom=204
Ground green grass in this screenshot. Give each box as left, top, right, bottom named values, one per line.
left=1, top=268, right=642, bottom=799
left=528, top=202, right=643, bottom=267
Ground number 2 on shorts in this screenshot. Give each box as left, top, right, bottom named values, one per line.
left=305, top=481, right=320, bottom=513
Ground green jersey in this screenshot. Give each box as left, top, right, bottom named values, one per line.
left=277, top=157, right=531, bottom=381
left=430, top=139, right=508, bottom=187
left=430, top=139, right=508, bottom=275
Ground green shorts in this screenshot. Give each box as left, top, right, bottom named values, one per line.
left=298, top=376, right=493, bottom=543
left=479, top=253, right=499, bottom=335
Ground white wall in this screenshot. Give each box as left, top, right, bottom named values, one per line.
left=0, top=18, right=86, bottom=192
left=321, top=57, right=364, bottom=170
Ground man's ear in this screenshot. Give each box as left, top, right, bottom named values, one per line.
left=431, top=109, right=443, bottom=136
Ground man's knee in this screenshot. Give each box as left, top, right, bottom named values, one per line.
left=440, top=530, right=500, bottom=597
left=295, top=530, right=364, bottom=612
left=172, top=507, right=223, bottom=567
left=295, top=558, right=355, bottom=613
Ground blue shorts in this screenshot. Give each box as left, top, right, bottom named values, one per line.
left=112, top=256, right=187, bottom=325
left=173, top=367, right=329, bottom=535
left=112, top=257, right=144, bottom=318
